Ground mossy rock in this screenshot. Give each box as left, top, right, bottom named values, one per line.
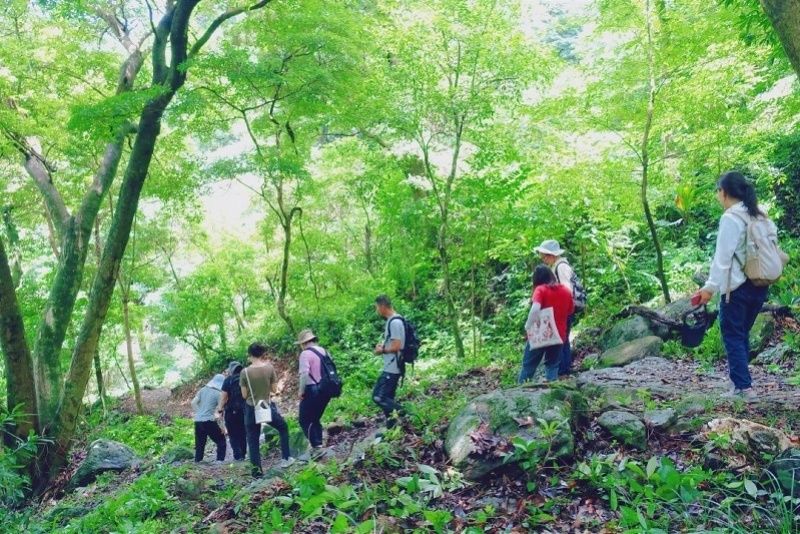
left=445, top=385, right=587, bottom=481
left=598, top=336, right=663, bottom=369
left=67, top=439, right=140, bottom=491
left=598, top=316, right=656, bottom=351
left=597, top=410, right=647, bottom=451
left=643, top=408, right=678, bottom=430
left=749, top=314, right=775, bottom=357
left=163, top=446, right=194, bottom=463
left=767, top=448, right=800, bottom=497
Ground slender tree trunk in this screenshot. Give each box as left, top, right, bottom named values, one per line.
left=0, top=238, right=38, bottom=441
left=642, top=0, right=670, bottom=303
left=93, top=219, right=106, bottom=410
left=121, top=296, right=144, bottom=415
left=760, top=0, right=800, bottom=81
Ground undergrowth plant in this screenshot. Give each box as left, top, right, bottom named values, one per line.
left=0, top=405, right=50, bottom=507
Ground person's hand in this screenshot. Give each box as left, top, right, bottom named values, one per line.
left=298, top=392, right=304, bottom=400
left=374, top=344, right=384, bottom=355
left=530, top=310, right=541, bottom=322
left=215, top=410, right=222, bottom=420
left=692, top=289, right=713, bottom=306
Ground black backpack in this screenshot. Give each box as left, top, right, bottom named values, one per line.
left=554, top=259, right=587, bottom=311
left=389, top=315, right=421, bottom=372
left=308, top=347, right=343, bottom=398
left=226, top=374, right=246, bottom=412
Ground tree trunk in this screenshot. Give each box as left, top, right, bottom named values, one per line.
left=92, top=219, right=106, bottom=411
left=760, top=0, right=800, bottom=81
left=641, top=0, right=671, bottom=304
left=0, top=238, right=38, bottom=441
left=121, top=296, right=144, bottom=415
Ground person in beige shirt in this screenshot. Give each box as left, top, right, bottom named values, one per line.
left=240, top=342, right=294, bottom=476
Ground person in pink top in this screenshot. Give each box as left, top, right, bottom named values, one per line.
left=519, top=264, right=575, bottom=382
left=296, top=329, right=332, bottom=452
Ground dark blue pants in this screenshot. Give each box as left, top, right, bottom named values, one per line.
left=518, top=342, right=563, bottom=383
left=558, top=314, right=575, bottom=376
left=194, top=420, right=226, bottom=462
left=299, top=385, right=331, bottom=448
left=372, top=372, right=404, bottom=427
left=719, top=280, right=768, bottom=390
left=243, top=402, right=291, bottom=475
left=223, top=408, right=246, bottom=460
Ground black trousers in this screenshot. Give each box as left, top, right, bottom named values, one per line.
left=224, top=408, right=246, bottom=460
left=372, top=372, right=404, bottom=427
left=243, top=402, right=291, bottom=475
left=194, top=420, right=226, bottom=462
left=299, top=384, right=331, bottom=448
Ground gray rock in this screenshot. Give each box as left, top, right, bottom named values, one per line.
left=767, top=448, right=800, bottom=497
left=445, top=385, right=587, bottom=481
left=756, top=343, right=793, bottom=364
left=599, top=317, right=656, bottom=351
left=644, top=409, right=678, bottom=430
left=703, top=452, right=726, bottom=471
left=597, top=411, right=647, bottom=451
left=68, top=439, right=140, bottom=490
left=598, top=336, right=663, bottom=369
left=163, top=446, right=194, bottom=463
left=749, top=314, right=775, bottom=357
left=651, top=296, right=699, bottom=339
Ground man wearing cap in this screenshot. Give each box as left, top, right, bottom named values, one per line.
left=534, top=239, right=577, bottom=378
left=296, top=329, right=332, bottom=453
left=217, top=361, right=247, bottom=461
left=192, top=374, right=227, bottom=463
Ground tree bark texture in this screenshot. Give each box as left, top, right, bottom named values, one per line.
left=641, top=0, right=671, bottom=304
left=121, top=297, right=144, bottom=415
left=760, top=0, right=800, bottom=81
left=0, top=238, right=38, bottom=441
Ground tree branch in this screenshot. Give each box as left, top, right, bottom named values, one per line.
left=188, top=0, right=275, bottom=59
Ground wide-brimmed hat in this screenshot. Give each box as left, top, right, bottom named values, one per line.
left=206, top=374, right=226, bottom=390
left=533, top=239, right=564, bottom=256
left=295, top=329, right=318, bottom=345
left=227, top=361, right=243, bottom=374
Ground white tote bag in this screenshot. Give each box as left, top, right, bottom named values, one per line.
left=526, top=307, right=563, bottom=349
left=244, top=369, right=272, bottom=424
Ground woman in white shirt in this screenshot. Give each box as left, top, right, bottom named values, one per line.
left=692, top=171, right=771, bottom=401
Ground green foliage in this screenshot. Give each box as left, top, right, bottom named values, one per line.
left=89, top=415, right=193, bottom=457
left=0, top=405, right=49, bottom=506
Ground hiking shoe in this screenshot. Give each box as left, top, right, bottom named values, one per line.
left=280, top=457, right=296, bottom=469
left=311, top=447, right=327, bottom=460
left=722, top=388, right=757, bottom=402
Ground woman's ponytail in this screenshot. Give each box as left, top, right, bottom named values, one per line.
left=717, top=171, right=764, bottom=217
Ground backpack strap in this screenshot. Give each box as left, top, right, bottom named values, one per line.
left=553, top=259, right=570, bottom=284
left=306, top=347, right=327, bottom=385
left=723, top=210, right=751, bottom=304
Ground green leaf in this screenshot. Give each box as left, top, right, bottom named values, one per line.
left=646, top=456, right=659, bottom=479
left=331, top=513, right=349, bottom=533
left=744, top=479, right=758, bottom=497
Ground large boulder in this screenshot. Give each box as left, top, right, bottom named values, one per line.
left=767, top=448, right=800, bottom=497
left=598, top=336, right=663, bottom=369
left=68, top=439, right=140, bottom=490
left=597, top=411, right=647, bottom=450
left=163, top=446, right=194, bottom=463
left=598, top=317, right=656, bottom=351
left=445, top=385, right=587, bottom=481
left=706, top=418, right=794, bottom=458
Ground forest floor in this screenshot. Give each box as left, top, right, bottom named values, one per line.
left=103, top=345, right=800, bottom=532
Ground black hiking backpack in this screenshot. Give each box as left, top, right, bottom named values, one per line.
left=554, top=259, right=587, bottom=311
left=308, top=347, right=343, bottom=398
left=388, top=315, right=421, bottom=374
left=226, top=374, right=246, bottom=412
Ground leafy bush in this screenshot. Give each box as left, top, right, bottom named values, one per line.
left=0, top=405, right=49, bottom=507
left=90, top=415, right=193, bottom=457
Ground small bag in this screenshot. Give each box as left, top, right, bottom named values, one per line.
left=253, top=399, right=272, bottom=424
left=526, top=307, right=563, bottom=349
left=244, top=368, right=272, bottom=424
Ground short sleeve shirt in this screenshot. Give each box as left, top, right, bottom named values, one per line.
left=382, top=314, right=406, bottom=374
left=532, top=284, right=575, bottom=341
left=240, top=364, right=277, bottom=406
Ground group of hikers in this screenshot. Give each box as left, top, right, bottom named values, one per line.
left=192, top=170, right=787, bottom=477
left=192, top=295, right=410, bottom=478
